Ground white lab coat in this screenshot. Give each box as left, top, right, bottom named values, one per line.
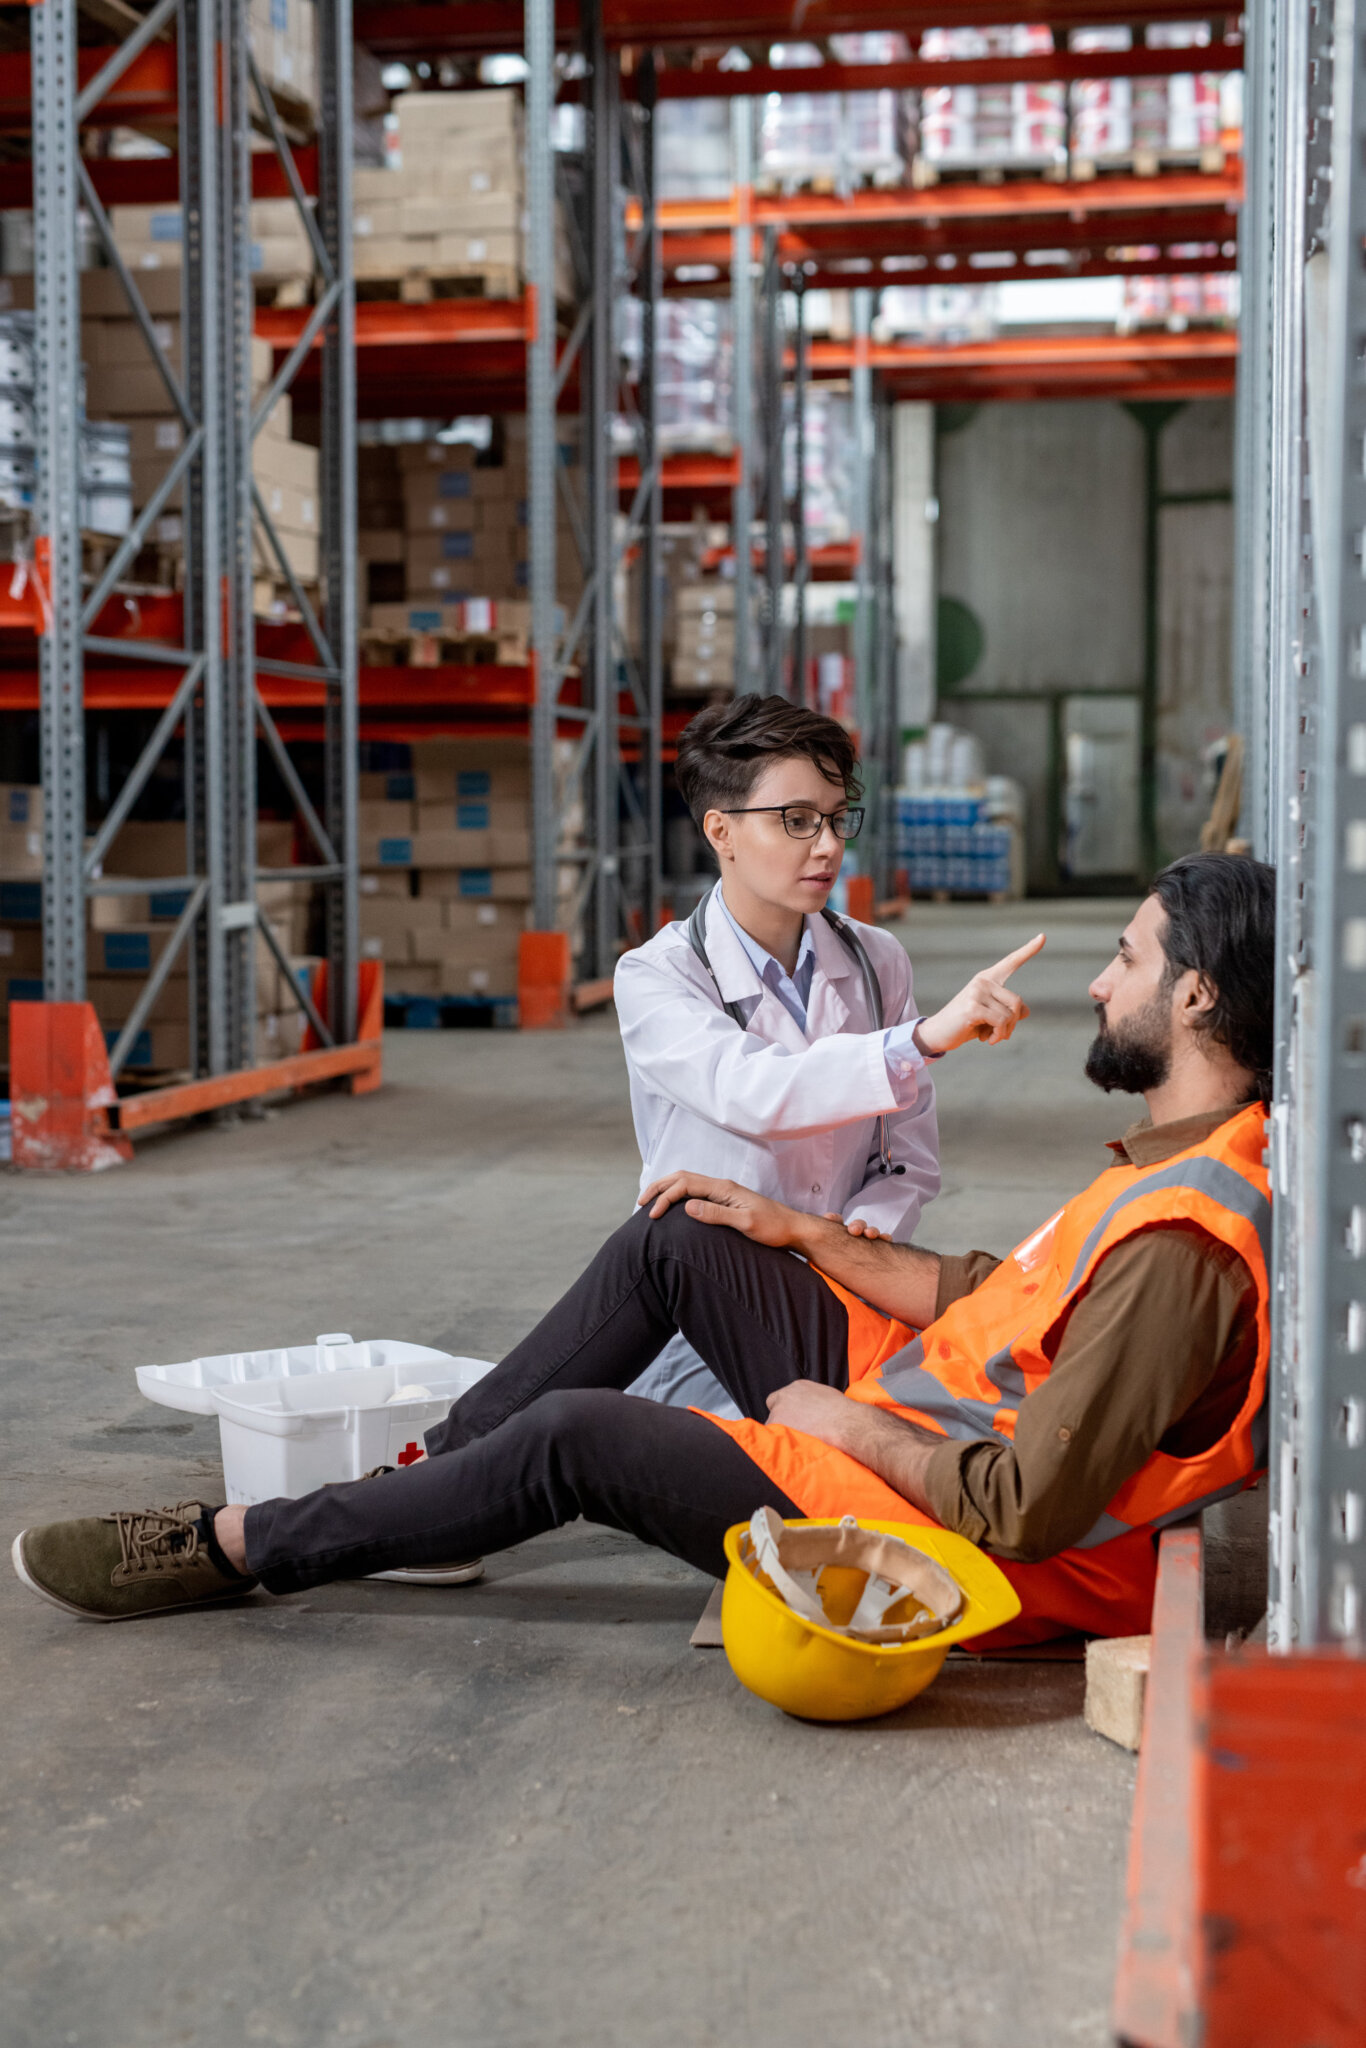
left=613, top=886, right=940, bottom=1416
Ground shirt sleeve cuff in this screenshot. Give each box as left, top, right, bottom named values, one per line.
left=882, top=1019, right=941, bottom=1091
left=920, top=1439, right=990, bottom=1546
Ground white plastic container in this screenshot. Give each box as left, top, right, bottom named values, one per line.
left=136, top=1333, right=495, bottom=1505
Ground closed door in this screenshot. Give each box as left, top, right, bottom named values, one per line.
left=1062, top=694, right=1141, bottom=879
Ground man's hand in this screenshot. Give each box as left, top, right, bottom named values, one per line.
left=637, top=1171, right=803, bottom=1249
left=765, top=1379, right=864, bottom=1450
left=765, top=1383, right=942, bottom=1518
left=914, top=933, right=1045, bottom=1056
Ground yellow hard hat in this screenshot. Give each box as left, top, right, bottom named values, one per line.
left=721, top=1509, right=1022, bottom=1722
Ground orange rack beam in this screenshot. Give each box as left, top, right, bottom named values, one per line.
left=354, top=1, right=1233, bottom=56
left=646, top=165, right=1243, bottom=235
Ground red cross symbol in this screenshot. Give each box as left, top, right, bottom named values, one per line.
left=397, top=1441, right=426, bottom=1467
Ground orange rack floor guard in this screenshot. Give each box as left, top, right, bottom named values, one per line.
left=1113, top=1525, right=1366, bottom=2047
left=11, top=960, right=384, bottom=1169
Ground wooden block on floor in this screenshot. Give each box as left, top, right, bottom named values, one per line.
left=1084, top=1634, right=1150, bottom=1751
left=690, top=1583, right=724, bottom=1648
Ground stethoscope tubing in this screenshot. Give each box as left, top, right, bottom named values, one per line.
left=685, top=882, right=905, bottom=1178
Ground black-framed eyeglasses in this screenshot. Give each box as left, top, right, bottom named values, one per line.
left=722, top=804, right=865, bottom=841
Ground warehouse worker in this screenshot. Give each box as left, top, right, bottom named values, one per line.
left=614, top=693, right=1044, bottom=1414
left=14, top=852, right=1275, bottom=1649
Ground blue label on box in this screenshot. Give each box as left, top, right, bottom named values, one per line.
left=148, top=889, right=190, bottom=920
left=440, top=532, right=475, bottom=561
left=385, top=773, right=415, bottom=802
left=102, top=932, right=153, bottom=973
left=377, top=838, right=413, bottom=867
left=0, top=881, right=41, bottom=922
left=456, top=802, right=490, bottom=832
left=437, top=472, right=472, bottom=500
left=106, top=1027, right=153, bottom=1068
left=456, top=771, right=492, bottom=799
left=150, top=213, right=182, bottom=243
left=457, top=870, right=493, bottom=898
left=5, top=790, right=32, bottom=824
left=6, top=976, right=42, bottom=1002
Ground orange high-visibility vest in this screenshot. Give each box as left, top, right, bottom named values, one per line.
left=705, top=1102, right=1271, bottom=1645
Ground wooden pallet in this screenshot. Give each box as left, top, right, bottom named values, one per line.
left=911, top=154, right=1069, bottom=188
left=360, top=626, right=529, bottom=669
left=1071, top=144, right=1226, bottom=180
left=353, top=267, right=522, bottom=305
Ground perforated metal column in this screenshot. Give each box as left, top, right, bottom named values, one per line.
left=730, top=97, right=754, bottom=696
left=32, top=0, right=85, bottom=1002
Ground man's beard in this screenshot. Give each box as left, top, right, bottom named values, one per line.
left=1084, top=993, right=1173, bottom=1095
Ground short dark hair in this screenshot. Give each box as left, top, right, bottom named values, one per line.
left=1150, top=851, right=1277, bottom=1100
left=675, top=695, right=861, bottom=829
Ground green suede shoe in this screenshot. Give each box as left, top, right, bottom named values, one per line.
left=12, top=1501, right=258, bottom=1622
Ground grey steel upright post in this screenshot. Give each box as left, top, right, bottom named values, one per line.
left=219, top=0, right=256, bottom=1065
left=1232, top=0, right=1274, bottom=858
left=792, top=275, right=808, bottom=707
left=32, top=0, right=85, bottom=1003
left=761, top=231, right=785, bottom=697
left=181, top=0, right=225, bottom=1073
left=585, top=0, right=619, bottom=980
left=730, top=95, right=754, bottom=695
left=1264, top=0, right=1333, bottom=1651
left=524, top=0, right=558, bottom=935
left=638, top=59, right=663, bottom=937
left=318, top=0, right=359, bottom=1041
left=1277, top=0, right=1366, bottom=1651
left=851, top=287, right=875, bottom=872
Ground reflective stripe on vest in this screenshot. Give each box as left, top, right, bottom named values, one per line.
left=871, top=1132, right=1272, bottom=1545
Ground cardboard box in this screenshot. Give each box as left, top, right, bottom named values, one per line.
left=102, top=1019, right=191, bottom=1071
left=359, top=529, right=406, bottom=565
left=411, top=738, right=531, bottom=804
left=359, top=869, right=412, bottom=900
left=248, top=0, right=315, bottom=105
left=386, top=961, right=440, bottom=994
left=359, top=770, right=415, bottom=803
left=672, top=659, right=733, bottom=690
left=359, top=831, right=415, bottom=871
left=443, top=897, right=528, bottom=937
left=255, top=1009, right=307, bottom=1061
left=358, top=800, right=415, bottom=839
left=393, top=86, right=522, bottom=140
left=395, top=442, right=479, bottom=478
left=677, top=582, right=737, bottom=616
left=433, top=928, right=522, bottom=996
left=0, top=825, right=43, bottom=874
left=0, top=925, right=43, bottom=975
left=89, top=924, right=191, bottom=978
left=0, top=785, right=41, bottom=829
left=417, top=867, right=533, bottom=903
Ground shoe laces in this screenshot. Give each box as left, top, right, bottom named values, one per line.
left=101, top=1501, right=204, bottom=1576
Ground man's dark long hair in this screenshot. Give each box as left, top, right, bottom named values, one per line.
left=1150, top=852, right=1277, bottom=1102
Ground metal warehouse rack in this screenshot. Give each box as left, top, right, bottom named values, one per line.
left=1239, top=0, right=1364, bottom=1658
left=13, top=0, right=371, bottom=1161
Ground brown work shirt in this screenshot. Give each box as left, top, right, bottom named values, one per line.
left=918, top=1105, right=1262, bottom=1564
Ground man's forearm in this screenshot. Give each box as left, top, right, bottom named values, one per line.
left=826, top=1400, right=941, bottom=1518
left=783, top=1213, right=943, bottom=1330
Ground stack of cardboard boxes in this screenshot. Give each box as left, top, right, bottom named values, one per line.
left=672, top=580, right=737, bottom=692
left=359, top=740, right=535, bottom=999
left=355, top=417, right=581, bottom=631
left=248, top=0, right=315, bottom=110
left=72, top=269, right=320, bottom=599
left=0, top=803, right=319, bottom=1077
left=352, top=89, right=527, bottom=296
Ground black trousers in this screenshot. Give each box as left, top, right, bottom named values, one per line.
left=245, top=1205, right=853, bottom=1591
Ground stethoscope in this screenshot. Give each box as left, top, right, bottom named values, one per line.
left=686, top=882, right=906, bottom=1177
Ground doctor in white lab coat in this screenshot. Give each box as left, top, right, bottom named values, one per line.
left=615, top=884, right=940, bottom=1415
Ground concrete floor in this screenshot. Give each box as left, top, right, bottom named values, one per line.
left=2, top=896, right=1144, bottom=2048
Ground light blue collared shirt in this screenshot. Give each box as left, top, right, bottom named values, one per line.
left=713, top=886, right=938, bottom=1085
left=715, top=888, right=818, bottom=1034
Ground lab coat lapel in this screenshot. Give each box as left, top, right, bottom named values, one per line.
left=806, top=910, right=856, bottom=1038
left=703, top=887, right=814, bottom=1053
